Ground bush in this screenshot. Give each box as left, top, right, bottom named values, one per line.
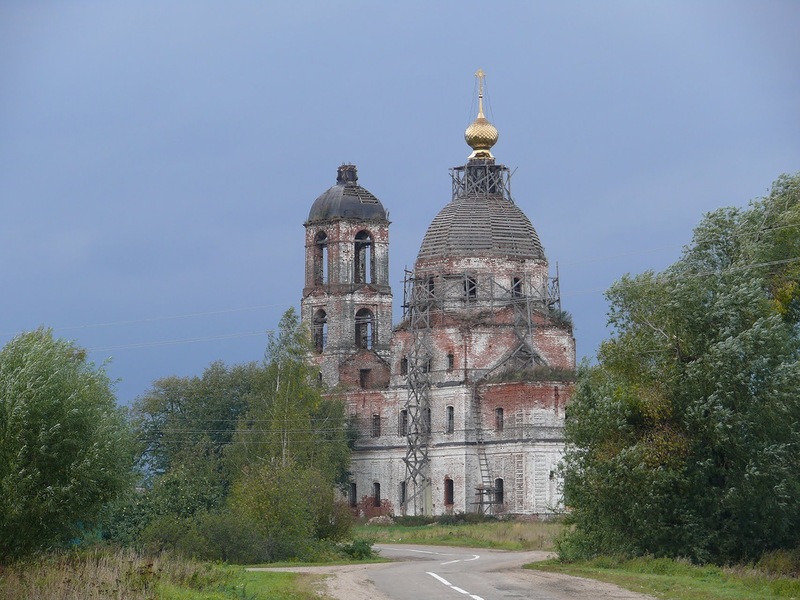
left=338, top=539, right=375, bottom=560
left=757, top=549, right=800, bottom=577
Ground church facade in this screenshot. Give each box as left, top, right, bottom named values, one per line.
left=300, top=76, right=576, bottom=517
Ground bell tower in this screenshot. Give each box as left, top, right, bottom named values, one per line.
left=302, top=164, right=393, bottom=388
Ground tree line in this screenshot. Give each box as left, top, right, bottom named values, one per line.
left=560, top=172, right=800, bottom=563
left=1, top=309, right=355, bottom=563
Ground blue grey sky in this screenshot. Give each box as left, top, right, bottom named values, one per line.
left=2, top=1, right=799, bottom=405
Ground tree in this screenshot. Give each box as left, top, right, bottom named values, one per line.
left=0, top=329, right=133, bottom=560
left=228, top=308, right=352, bottom=484
left=560, top=173, right=800, bottom=563
left=226, top=308, right=354, bottom=560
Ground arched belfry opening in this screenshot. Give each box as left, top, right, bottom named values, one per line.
left=313, top=231, right=328, bottom=285
left=354, top=230, right=374, bottom=284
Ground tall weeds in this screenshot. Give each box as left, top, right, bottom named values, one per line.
left=0, top=546, right=230, bottom=600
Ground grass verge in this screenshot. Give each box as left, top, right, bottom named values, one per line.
left=0, top=547, right=323, bottom=600
left=528, top=556, right=800, bottom=600
left=354, top=519, right=561, bottom=551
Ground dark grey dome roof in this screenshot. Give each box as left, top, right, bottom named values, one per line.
left=306, top=164, right=387, bottom=224
left=417, top=194, right=544, bottom=261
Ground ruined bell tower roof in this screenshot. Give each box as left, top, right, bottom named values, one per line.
left=306, top=164, right=387, bottom=224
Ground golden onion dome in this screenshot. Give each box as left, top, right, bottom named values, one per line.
left=465, top=68, right=498, bottom=159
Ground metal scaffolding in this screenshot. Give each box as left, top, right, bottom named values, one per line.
left=401, top=269, right=434, bottom=514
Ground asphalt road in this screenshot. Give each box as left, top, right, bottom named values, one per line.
left=367, top=544, right=653, bottom=600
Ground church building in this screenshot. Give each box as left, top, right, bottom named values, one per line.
left=300, top=73, right=576, bottom=516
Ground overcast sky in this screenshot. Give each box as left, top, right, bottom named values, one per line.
left=2, top=1, right=799, bottom=405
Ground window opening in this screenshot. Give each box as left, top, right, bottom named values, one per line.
left=399, top=409, right=408, bottom=436
left=354, top=230, right=374, bottom=284
left=444, top=478, right=454, bottom=505
left=355, top=308, right=374, bottom=349
left=373, top=482, right=381, bottom=507
left=464, top=275, right=477, bottom=300
left=313, top=309, right=327, bottom=353
left=426, top=276, right=435, bottom=300
left=423, top=407, right=431, bottom=434
left=511, top=277, right=522, bottom=298
left=349, top=482, right=357, bottom=507
left=447, top=353, right=454, bottom=371
left=446, top=406, right=454, bottom=434
left=495, top=478, right=504, bottom=504
left=495, top=407, right=504, bottom=432
left=400, top=357, right=408, bottom=375
left=371, top=413, right=381, bottom=437
left=400, top=481, right=407, bottom=505
left=313, top=231, right=328, bottom=285
left=360, top=369, right=371, bottom=389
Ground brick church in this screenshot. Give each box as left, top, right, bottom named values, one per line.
left=300, top=73, right=576, bottom=516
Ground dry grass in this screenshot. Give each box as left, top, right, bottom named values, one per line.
left=0, top=546, right=229, bottom=600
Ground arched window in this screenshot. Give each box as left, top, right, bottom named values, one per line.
left=354, top=230, right=374, bottom=284
left=495, top=478, right=504, bottom=505
left=399, top=409, right=408, bottom=436
left=446, top=406, right=454, bottom=434
left=313, top=231, right=328, bottom=285
left=313, top=309, right=327, bottom=353
left=495, top=407, right=504, bottom=432
left=373, top=482, right=381, bottom=507
left=444, top=478, right=454, bottom=506
left=355, top=308, right=374, bottom=349
left=348, top=482, right=357, bottom=507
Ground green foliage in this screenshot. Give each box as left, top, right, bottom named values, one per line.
left=337, top=539, right=375, bottom=560
left=227, top=309, right=351, bottom=486
left=133, top=360, right=261, bottom=482
left=119, top=308, right=354, bottom=562
left=0, top=329, right=134, bottom=560
left=560, top=173, right=800, bottom=564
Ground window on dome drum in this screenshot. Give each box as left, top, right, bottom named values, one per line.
left=464, top=275, right=477, bottom=300
left=349, top=482, right=357, bottom=507
left=371, top=413, right=381, bottom=437
left=400, top=357, right=408, bottom=375
left=444, top=478, right=454, bottom=505
left=511, top=277, right=522, bottom=298
left=355, top=308, right=374, bottom=349
left=399, top=409, right=408, bottom=436
left=313, top=231, right=328, bottom=285
left=313, top=309, right=327, bottom=353
left=494, top=478, right=504, bottom=504
left=446, top=406, right=454, bottom=434
left=495, top=407, right=504, bottom=432
left=354, top=230, right=374, bottom=284
left=426, top=276, right=435, bottom=299
left=373, top=482, right=381, bottom=507
left=360, top=369, right=371, bottom=389
left=447, top=353, right=454, bottom=371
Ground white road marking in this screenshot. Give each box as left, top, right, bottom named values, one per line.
left=426, top=571, right=484, bottom=600
left=427, top=572, right=452, bottom=586
left=442, top=553, right=481, bottom=565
